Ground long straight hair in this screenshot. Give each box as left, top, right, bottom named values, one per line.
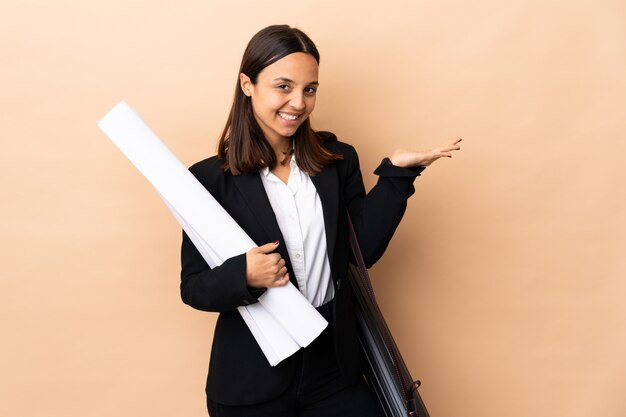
left=217, top=25, right=342, bottom=175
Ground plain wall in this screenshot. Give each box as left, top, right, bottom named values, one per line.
left=1, top=1, right=625, bottom=416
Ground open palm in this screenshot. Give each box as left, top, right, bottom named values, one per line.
left=389, top=137, right=462, bottom=167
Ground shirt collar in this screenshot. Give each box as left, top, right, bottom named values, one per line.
left=260, top=144, right=297, bottom=178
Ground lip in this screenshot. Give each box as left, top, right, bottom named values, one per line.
left=277, top=111, right=302, bottom=124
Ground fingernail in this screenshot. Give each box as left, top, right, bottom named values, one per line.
left=274, top=240, right=279, bottom=245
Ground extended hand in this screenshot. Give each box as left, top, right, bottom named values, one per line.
left=246, top=241, right=290, bottom=288
left=389, top=137, right=462, bottom=168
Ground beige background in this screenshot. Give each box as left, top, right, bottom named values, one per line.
left=1, top=0, right=625, bottom=416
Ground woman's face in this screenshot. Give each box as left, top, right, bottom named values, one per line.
left=240, top=52, right=319, bottom=145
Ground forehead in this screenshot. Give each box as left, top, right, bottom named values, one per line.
left=258, top=52, right=319, bottom=83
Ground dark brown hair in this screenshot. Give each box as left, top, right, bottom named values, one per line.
left=217, top=24, right=342, bottom=175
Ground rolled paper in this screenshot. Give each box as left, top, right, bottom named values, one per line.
left=98, top=101, right=328, bottom=366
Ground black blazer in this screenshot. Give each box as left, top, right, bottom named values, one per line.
left=180, top=132, right=424, bottom=406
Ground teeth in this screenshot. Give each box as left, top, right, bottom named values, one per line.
left=279, top=112, right=298, bottom=121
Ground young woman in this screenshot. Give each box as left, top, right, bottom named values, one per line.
left=180, top=24, right=461, bottom=417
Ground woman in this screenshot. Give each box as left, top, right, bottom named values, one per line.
left=180, top=24, right=461, bottom=417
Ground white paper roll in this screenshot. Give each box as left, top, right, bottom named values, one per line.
left=98, top=101, right=327, bottom=366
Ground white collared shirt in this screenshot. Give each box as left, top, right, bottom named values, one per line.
left=259, top=154, right=334, bottom=307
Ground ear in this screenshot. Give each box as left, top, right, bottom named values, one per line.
left=239, top=73, right=253, bottom=97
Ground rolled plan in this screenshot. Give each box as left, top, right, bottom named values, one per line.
left=97, top=101, right=328, bottom=366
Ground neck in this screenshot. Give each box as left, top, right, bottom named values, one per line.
left=266, top=135, right=293, bottom=162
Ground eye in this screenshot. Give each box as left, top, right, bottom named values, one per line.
left=305, top=86, right=317, bottom=95
left=276, top=84, right=290, bottom=91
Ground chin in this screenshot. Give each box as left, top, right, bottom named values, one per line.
left=278, top=127, right=299, bottom=137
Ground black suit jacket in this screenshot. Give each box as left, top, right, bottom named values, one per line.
left=180, top=132, right=424, bottom=405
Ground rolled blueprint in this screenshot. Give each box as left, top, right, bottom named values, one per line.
left=97, top=101, right=328, bottom=366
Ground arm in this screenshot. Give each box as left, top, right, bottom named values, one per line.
left=179, top=160, right=290, bottom=313
left=180, top=230, right=265, bottom=312
left=343, top=147, right=424, bottom=268
left=343, top=137, right=462, bottom=267
left=180, top=233, right=291, bottom=312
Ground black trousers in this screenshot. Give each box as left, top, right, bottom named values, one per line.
left=207, top=301, right=383, bottom=417
left=208, top=379, right=382, bottom=417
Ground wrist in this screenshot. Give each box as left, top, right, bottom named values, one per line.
left=387, top=156, right=403, bottom=167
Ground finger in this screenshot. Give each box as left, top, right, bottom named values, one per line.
left=440, top=144, right=461, bottom=152
left=272, top=263, right=287, bottom=275
left=258, top=240, right=280, bottom=254
left=271, top=273, right=289, bottom=287
left=450, top=136, right=462, bottom=145
left=429, top=148, right=449, bottom=157
left=441, top=141, right=462, bottom=151
left=269, top=253, right=282, bottom=263
left=436, top=152, right=452, bottom=158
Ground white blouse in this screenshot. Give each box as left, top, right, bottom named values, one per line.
left=259, top=154, right=334, bottom=307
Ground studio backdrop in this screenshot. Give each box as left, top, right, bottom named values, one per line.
left=1, top=1, right=625, bottom=416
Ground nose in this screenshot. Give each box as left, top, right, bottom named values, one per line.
left=289, top=91, right=305, bottom=111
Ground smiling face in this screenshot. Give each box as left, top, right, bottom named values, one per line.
left=240, top=52, right=319, bottom=146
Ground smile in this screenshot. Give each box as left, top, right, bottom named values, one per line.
left=278, top=112, right=300, bottom=121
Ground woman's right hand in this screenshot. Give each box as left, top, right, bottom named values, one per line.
left=246, top=241, right=290, bottom=288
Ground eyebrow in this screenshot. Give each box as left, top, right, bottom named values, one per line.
left=273, top=77, right=319, bottom=86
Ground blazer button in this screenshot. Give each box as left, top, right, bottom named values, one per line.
left=336, top=279, right=342, bottom=289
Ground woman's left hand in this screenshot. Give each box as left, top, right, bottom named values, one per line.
left=389, top=137, right=462, bottom=168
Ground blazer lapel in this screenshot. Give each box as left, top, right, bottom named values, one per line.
left=232, top=164, right=340, bottom=289
left=232, top=171, right=296, bottom=285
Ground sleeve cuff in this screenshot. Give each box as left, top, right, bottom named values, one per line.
left=373, top=158, right=426, bottom=177
left=238, top=254, right=266, bottom=306
left=246, top=286, right=267, bottom=300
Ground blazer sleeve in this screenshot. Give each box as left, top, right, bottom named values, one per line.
left=342, top=144, right=424, bottom=268
left=179, top=158, right=266, bottom=313
left=180, top=231, right=266, bottom=312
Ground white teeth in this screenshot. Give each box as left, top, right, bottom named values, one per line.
left=279, top=112, right=298, bottom=121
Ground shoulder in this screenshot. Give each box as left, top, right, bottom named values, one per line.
left=189, top=155, right=224, bottom=177
left=188, top=155, right=229, bottom=193
left=317, top=130, right=359, bottom=164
